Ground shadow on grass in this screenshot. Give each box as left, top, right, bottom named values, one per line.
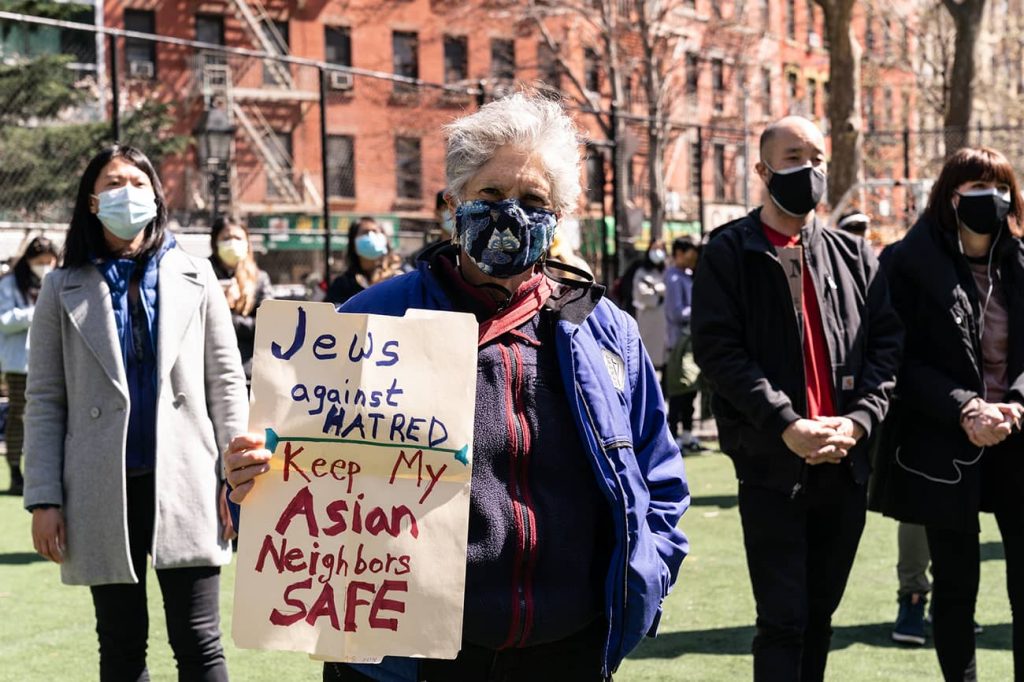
left=980, top=541, right=1004, bottom=562
left=0, top=552, right=45, bottom=565
left=689, top=494, right=738, bottom=509
left=631, top=622, right=1013, bottom=658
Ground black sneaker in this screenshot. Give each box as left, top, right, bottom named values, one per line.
left=892, top=594, right=927, bottom=645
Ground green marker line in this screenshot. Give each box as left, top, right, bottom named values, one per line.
left=265, top=428, right=470, bottom=465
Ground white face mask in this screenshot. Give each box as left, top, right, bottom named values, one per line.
left=217, top=238, right=249, bottom=267
left=30, top=263, right=54, bottom=280
left=649, top=249, right=667, bottom=265
left=95, top=184, right=158, bottom=240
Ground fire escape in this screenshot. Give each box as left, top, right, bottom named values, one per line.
left=191, top=0, right=321, bottom=216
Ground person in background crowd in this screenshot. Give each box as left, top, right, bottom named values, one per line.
left=0, top=236, right=58, bottom=495
left=664, top=237, right=704, bottom=453
left=872, top=147, right=1024, bottom=681
left=225, top=92, right=689, bottom=682
left=632, top=240, right=667, bottom=368
left=209, top=216, right=273, bottom=383
left=23, top=145, right=249, bottom=681
left=692, top=116, right=903, bottom=682
left=325, top=216, right=406, bottom=306
left=836, top=211, right=870, bottom=237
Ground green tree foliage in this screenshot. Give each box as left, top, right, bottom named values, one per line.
left=0, top=19, right=185, bottom=221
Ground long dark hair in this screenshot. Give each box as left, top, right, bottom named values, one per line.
left=13, top=236, right=58, bottom=302
left=63, top=145, right=169, bottom=267
left=925, top=147, right=1024, bottom=239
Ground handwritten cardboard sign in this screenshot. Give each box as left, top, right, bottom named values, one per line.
left=233, top=301, right=477, bottom=662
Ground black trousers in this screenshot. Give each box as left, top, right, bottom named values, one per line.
left=927, top=508, right=1024, bottom=681
left=89, top=474, right=228, bottom=682
left=668, top=393, right=697, bottom=434
left=738, top=467, right=866, bottom=682
left=322, top=620, right=609, bottom=682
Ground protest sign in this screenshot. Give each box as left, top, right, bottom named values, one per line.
left=233, top=301, right=477, bottom=662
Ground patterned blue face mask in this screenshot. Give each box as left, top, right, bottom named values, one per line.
left=454, top=199, right=557, bottom=278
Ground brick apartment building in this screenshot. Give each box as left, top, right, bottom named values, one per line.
left=2, top=0, right=920, bottom=273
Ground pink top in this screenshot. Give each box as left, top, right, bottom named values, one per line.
left=969, top=261, right=1009, bottom=401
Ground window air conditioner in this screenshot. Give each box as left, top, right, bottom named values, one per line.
left=329, top=71, right=354, bottom=90
left=129, top=60, right=155, bottom=79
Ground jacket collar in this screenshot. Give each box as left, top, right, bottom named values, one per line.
left=737, top=207, right=825, bottom=254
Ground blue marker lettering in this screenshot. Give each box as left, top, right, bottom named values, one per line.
left=348, top=332, right=373, bottom=362
left=313, top=333, right=338, bottom=360
left=272, top=306, right=306, bottom=359
left=377, top=340, right=400, bottom=367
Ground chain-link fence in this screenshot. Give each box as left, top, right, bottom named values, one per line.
left=0, top=11, right=492, bottom=289
left=7, top=10, right=1024, bottom=289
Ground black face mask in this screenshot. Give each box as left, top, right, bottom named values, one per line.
left=765, top=163, right=827, bottom=217
left=954, top=191, right=1011, bottom=236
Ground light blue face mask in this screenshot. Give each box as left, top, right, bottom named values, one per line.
left=95, top=184, right=158, bottom=240
left=354, top=231, right=389, bottom=259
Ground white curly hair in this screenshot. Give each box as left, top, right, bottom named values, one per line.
left=443, top=92, right=583, bottom=215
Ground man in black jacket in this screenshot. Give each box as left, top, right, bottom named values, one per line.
left=692, top=116, right=903, bottom=681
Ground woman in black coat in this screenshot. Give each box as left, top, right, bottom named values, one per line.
left=879, top=147, right=1024, bottom=681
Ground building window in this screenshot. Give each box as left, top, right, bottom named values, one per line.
left=490, top=38, right=515, bottom=81
left=713, top=143, right=726, bottom=201
left=806, top=0, right=816, bottom=45
left=690, top=142, right=701, bottom=197
left=443, top=35, right=468, bottom=84
left=902, top=90, right=912, bottom=128
left=261, top=20, right=289, bottom=85
left=762, top=67, right=772, bottom=116
left=395, top=137, right=422, bottom=200
left=882, top=18, right=891, bottom=59
left=865, top=87, right=876, bottom=132
left=584, top=47, right=601, bottom=93
left=711, top=58, right=725, bottom=113
left=326, top=135, right=355, bottom=198
left=196, top=14, right=224, bottom=45
left=124, top=9, right=156, bottom=79
left=785, top=0, right=796, bottom=39
left=787, top=71, right=798, bottom=104
left=865, top=10, right=874, bottom=52
left=807, top=78, right=817, bottom=116
left=325, top=26, right=352, bottom=67
left=538, top=40, right=561, bottom=91
left=392, top=31, right=419, bottom=94
left=902, top=23, right=910, bottom=61
left=266, top=130, right=293, bottom=201
left=586, top=145, right=605, bottom=205
left=883, top=87, right=893, bottom=128
left=760, top=0, right=769, bottom=25
left=686, top=53, right=699, bottom=97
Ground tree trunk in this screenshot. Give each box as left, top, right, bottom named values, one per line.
left=638, top=1, right=666, bottom=242
left=818, top=0, right=862, bottom=207
left=942, top=0, right=985, bottom=152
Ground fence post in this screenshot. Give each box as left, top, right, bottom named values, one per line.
left=697, top=125, right=705, bottom=238
left=108, top=33, right=121, bottom=142
left=319, top=66, right=332, bottom=286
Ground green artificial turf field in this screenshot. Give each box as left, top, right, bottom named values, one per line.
left=0, top=450, right=1013, bottom=681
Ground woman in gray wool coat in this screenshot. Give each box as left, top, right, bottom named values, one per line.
left=23, top=145, right=249, bottom=681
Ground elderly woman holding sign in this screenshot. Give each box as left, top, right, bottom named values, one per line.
left=226, top=92, right=690, bottom=681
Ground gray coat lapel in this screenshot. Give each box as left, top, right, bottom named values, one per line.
left=59, top=267, right=128, bottom=397
left=158, top=249, right=204, bottom=381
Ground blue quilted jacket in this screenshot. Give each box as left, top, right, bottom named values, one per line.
left=338, top=259, right=690, bottom=679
